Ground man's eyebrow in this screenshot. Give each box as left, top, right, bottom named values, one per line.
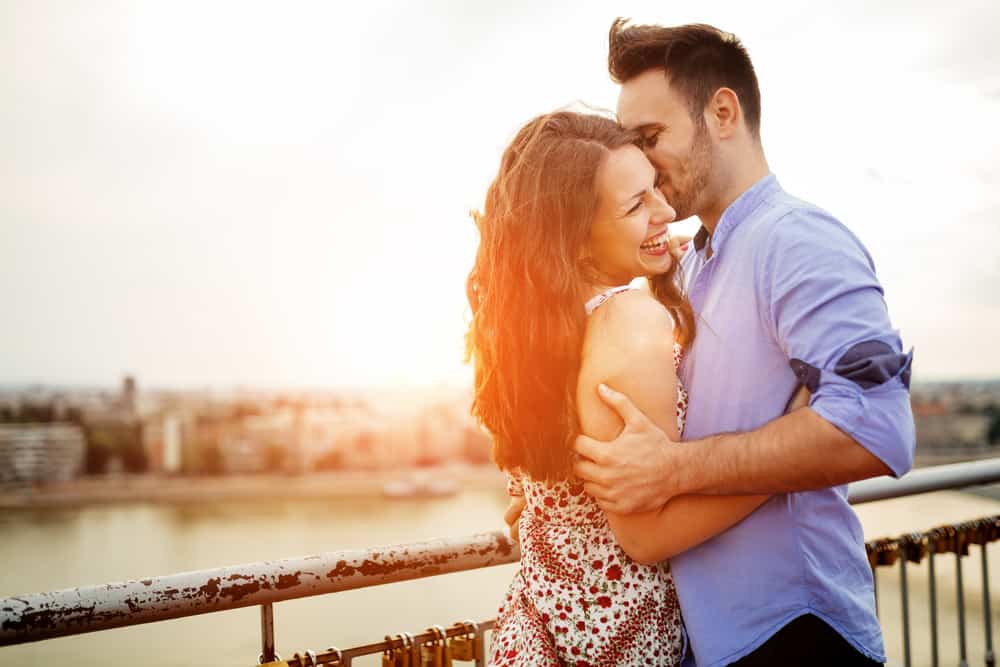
left=631, top=122, right=664, bottom=134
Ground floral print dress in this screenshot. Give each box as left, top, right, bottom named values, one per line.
left=490, top=288, right=688, bottom=667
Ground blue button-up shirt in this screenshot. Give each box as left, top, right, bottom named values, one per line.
left=674, top=174, right=915, bottom=667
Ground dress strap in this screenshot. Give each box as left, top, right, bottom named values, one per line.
left=584, top=285, right=636, bottom=316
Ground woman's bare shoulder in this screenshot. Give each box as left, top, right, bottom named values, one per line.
left=578, top=289, right=680, bottom=441
left=588, top=289, right=676, bottom=354
left=583, top=290, right=674, bottom=375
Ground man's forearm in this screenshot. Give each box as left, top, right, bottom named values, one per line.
left=675, top=407, right=893, bottom=496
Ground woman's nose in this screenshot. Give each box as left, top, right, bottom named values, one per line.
left=651, top=190, right=676, bottom=223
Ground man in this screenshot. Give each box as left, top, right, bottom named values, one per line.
left=506, top=20, right=914, bottom=667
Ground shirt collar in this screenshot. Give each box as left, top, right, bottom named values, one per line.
left=692, top=173, right=780, bottom=255
left=692, top=225, right=711, bottom=252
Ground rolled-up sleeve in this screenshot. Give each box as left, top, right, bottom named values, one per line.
left=764, top=209, right=915, bottom=477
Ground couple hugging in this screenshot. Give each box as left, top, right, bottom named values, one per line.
left=464, top=18, right=915, bottom=667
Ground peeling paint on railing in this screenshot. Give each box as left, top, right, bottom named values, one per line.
left=0, top=530, right=519, bottom=645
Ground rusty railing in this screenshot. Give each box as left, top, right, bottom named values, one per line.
left=1, top=458, right=999, bottom=666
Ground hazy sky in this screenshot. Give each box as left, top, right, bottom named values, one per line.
left=2, top=0, right=999, bottom=389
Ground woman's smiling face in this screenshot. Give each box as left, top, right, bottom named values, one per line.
left=587, top=144, right=677, bottom=287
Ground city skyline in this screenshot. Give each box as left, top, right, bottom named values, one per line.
left=3, top=1, right=999, bottom=388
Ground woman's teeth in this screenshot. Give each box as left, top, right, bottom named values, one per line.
left=640, top=232, right=669, bottom=251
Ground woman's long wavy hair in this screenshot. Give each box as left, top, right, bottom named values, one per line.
left=466, top=111, right=695, bottom=482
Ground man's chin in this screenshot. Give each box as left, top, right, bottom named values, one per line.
left=660, top=189, right=695, bottom=221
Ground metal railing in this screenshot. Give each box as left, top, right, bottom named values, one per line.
left=868, top=517, right=997, bottom=667
left=2, top=458, right=999, bottom=666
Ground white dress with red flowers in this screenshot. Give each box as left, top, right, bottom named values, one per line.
left=490, top=287, right=688, bottom=667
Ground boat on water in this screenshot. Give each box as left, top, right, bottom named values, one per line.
left=382, top=471, right=459, bottom=498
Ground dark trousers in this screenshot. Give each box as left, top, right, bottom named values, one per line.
left=728, top=614, right=884, bottom=667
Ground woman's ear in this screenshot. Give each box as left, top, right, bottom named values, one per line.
left=577, top=251, right=602, bottom=286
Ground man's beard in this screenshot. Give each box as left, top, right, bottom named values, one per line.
left=662, top=121, right=713, bottom=221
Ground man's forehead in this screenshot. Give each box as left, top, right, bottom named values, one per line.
left=616, top=68, right=679, bottom=129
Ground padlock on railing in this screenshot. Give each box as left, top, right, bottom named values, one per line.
left=866, top=538, right=899, bottom=568
left=259, top=650, right=285, bottom=666
left=319, top=648, right=343, bottom=666
left=926, top=527, right=943, bottom=555
left=971, top=515, right=1000, bottom=544
left=420, top=626, right=447, bottom=667
left=384, top=633, right=414, bottom=667
left=288, top=650, right=332, bottom=667
left=955, top=523, right=973, bottom=556
left=382, top=634, right=410, bottom=667
left=899, top=533, right=927, bottom=564
left=880, top=538, right=899, bottom=566
left=976, top=516, right=1000, bottom=543
left=404, top=633, right=421, bottom=667
left=447, top=621, right=480, bottom=662
left=989, top=515, right=1000, bottom=541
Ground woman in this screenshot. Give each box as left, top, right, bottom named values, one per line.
left=466, top=112, right=789, bottom=666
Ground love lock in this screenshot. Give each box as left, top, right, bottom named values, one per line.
left=421, top=626, right=446, bottom=667
left=447, top=621, right=480, bottom=662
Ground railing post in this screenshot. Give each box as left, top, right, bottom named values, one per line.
left=928, top=540, right=939, bottom=667
left=260, top=602, right=276, bottom=664
left=982, top=544, right=995, bottom=667
left=900, top=552, right=911, bottom=667
left=957, top=552, right=969, bottom=667
left=872, top=564, right=879, bottom=618
left=474, top=620, right=486, bottom=667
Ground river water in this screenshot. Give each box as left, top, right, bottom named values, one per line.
left=1, top=485, right=997, bottom=666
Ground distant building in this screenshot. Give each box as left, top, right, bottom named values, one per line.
left=75, top=374, right=155, bottom=475
left=911, top=396, right=949, bottom=418
left=218, top=412, right=295, bottom=474
left=121, top=376, right=137, bottom=414
left=302, top=408, right=388, bottom=470
left=0, top=424, right=86, bottom=488
left=142, top=413, right=184, bottom=474
left=187, top=415, right=227, bottom=474
left=916, top=413, right=991, bottom=454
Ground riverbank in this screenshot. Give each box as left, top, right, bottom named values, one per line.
left=6, top=456, right=999, bottom=510
left=0, top=464, right=507, bottom=509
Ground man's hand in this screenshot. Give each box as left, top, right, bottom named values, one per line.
left=573, top=384, right=686, bottom=514
left=669, top=234, right=692, bottom=255
left=504, top=495, right=526, bottom=544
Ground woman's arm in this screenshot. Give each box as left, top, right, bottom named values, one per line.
left=578, top=291, right=768, bottom=565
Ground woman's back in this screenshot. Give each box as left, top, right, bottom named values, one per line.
left=489, top=286, right=686, bottom=667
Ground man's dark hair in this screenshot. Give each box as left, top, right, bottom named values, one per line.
left=608, top=19, right=762, bottom=137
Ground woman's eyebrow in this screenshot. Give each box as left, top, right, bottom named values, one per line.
left=619, top=188, right=647, bottom=213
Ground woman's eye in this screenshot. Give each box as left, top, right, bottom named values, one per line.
left=653, top=173, right=664, bottom=188
left=643, top=133, right=660, bottom=148
left=626, top=201, right=643, bottom=215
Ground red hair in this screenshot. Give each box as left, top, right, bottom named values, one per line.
left=466, top=111, right=694, bottom=481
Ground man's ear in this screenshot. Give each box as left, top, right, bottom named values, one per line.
left=708, top=87, right=742, bottom=140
